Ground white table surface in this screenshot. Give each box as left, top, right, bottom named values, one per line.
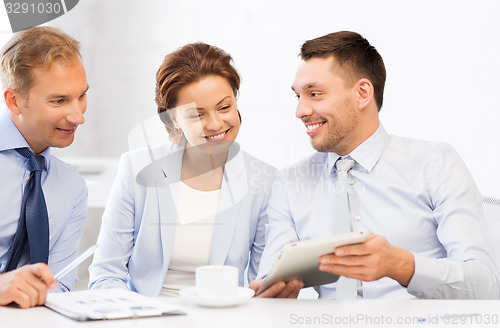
left=2, top=297, right=500, bottom=328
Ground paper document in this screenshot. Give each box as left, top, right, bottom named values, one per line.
left=45, top=288, right=185, bottom=321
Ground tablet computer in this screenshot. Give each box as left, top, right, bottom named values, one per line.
left=257, top=231, right=368, bottom=294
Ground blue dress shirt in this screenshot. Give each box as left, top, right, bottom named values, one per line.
left=0, top=109, right=88, bottom=291
left=258, top=124, right=499, bottom=299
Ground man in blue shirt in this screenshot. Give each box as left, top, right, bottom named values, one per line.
left=0, top=27, right=88, bottom=308
left=253, top=31, right=499, bottom=299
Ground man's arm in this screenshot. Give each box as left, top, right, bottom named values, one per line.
left=405, top=146, right=499, bottom=298
left=0, top=263, right=57, bottom=308
left=323, top=146, right=499, bottom=299
left=47, top=176, right=88, bottom=292
left=252, top=172, right=305, bottom=298
left=319, top=233, right=415, bottom=286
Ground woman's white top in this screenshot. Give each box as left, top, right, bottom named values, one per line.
left=161, top=181, right=220, bottom=297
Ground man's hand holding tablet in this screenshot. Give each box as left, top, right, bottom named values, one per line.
left=252, top=231, right=369, bottom=298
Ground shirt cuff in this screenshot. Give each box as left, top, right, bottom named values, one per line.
left=406, top=253, right=444, bottom=298
left=89, top=278, right=128, bottom=291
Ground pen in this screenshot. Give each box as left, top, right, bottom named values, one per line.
left=54, top=244, right=98, bottom=281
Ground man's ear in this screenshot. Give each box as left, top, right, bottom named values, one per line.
left=356, top=78, right=374, bottom=110
left=4, top=88, right=23, bottom=116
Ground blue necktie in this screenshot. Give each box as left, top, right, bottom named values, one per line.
left=4, top=148, right=49, bottom=271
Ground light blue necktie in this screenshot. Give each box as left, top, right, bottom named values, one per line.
left=334, top=159, right=354, bottom=233
left=334, top=158, right=360, bottom=299
left=4, top=148, right=49, bottom=271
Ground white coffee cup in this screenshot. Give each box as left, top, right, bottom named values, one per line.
left=195, top=265, right=238, bottom=299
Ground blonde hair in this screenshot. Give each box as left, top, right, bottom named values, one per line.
left=0, top=26, right=81, bottom=97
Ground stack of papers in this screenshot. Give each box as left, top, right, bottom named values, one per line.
left=45, top=288, right=185, bottom=321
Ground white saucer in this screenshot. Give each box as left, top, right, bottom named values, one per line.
left=179, top=287, right=254, bottom=308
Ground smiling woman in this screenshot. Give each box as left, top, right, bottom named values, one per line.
left=156, top=43, right=243, bottom=190
left=173, top=75, right=240, bottom=157
left=88, top=42, right=277, bottom=299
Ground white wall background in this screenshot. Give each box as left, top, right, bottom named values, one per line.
left=1, top=0, right=500, bottom=197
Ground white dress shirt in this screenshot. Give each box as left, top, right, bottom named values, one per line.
left=258, top=124, right=499, bottom=299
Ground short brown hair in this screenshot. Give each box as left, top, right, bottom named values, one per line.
left=155, top=42, right=241, bottom=145
left=301, top=31, right=386, bottom=111
left=0, top=26, right=81, bottom=97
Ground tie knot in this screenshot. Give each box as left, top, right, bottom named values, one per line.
left=15, top=148, right=46, bottom=172
left=336, top=158, right=354, bottom=173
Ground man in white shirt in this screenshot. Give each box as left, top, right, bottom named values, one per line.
left=252, top=31, right=499, bottom=298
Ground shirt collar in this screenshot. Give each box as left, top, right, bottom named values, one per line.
left=327, top=124, right=390, bottom=173
left=0, top=107, right=51, bottom=159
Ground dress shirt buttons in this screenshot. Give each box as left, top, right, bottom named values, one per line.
left=349, top=178, right=355, bottom=185
left=355, top=216, right=361, bottom=221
